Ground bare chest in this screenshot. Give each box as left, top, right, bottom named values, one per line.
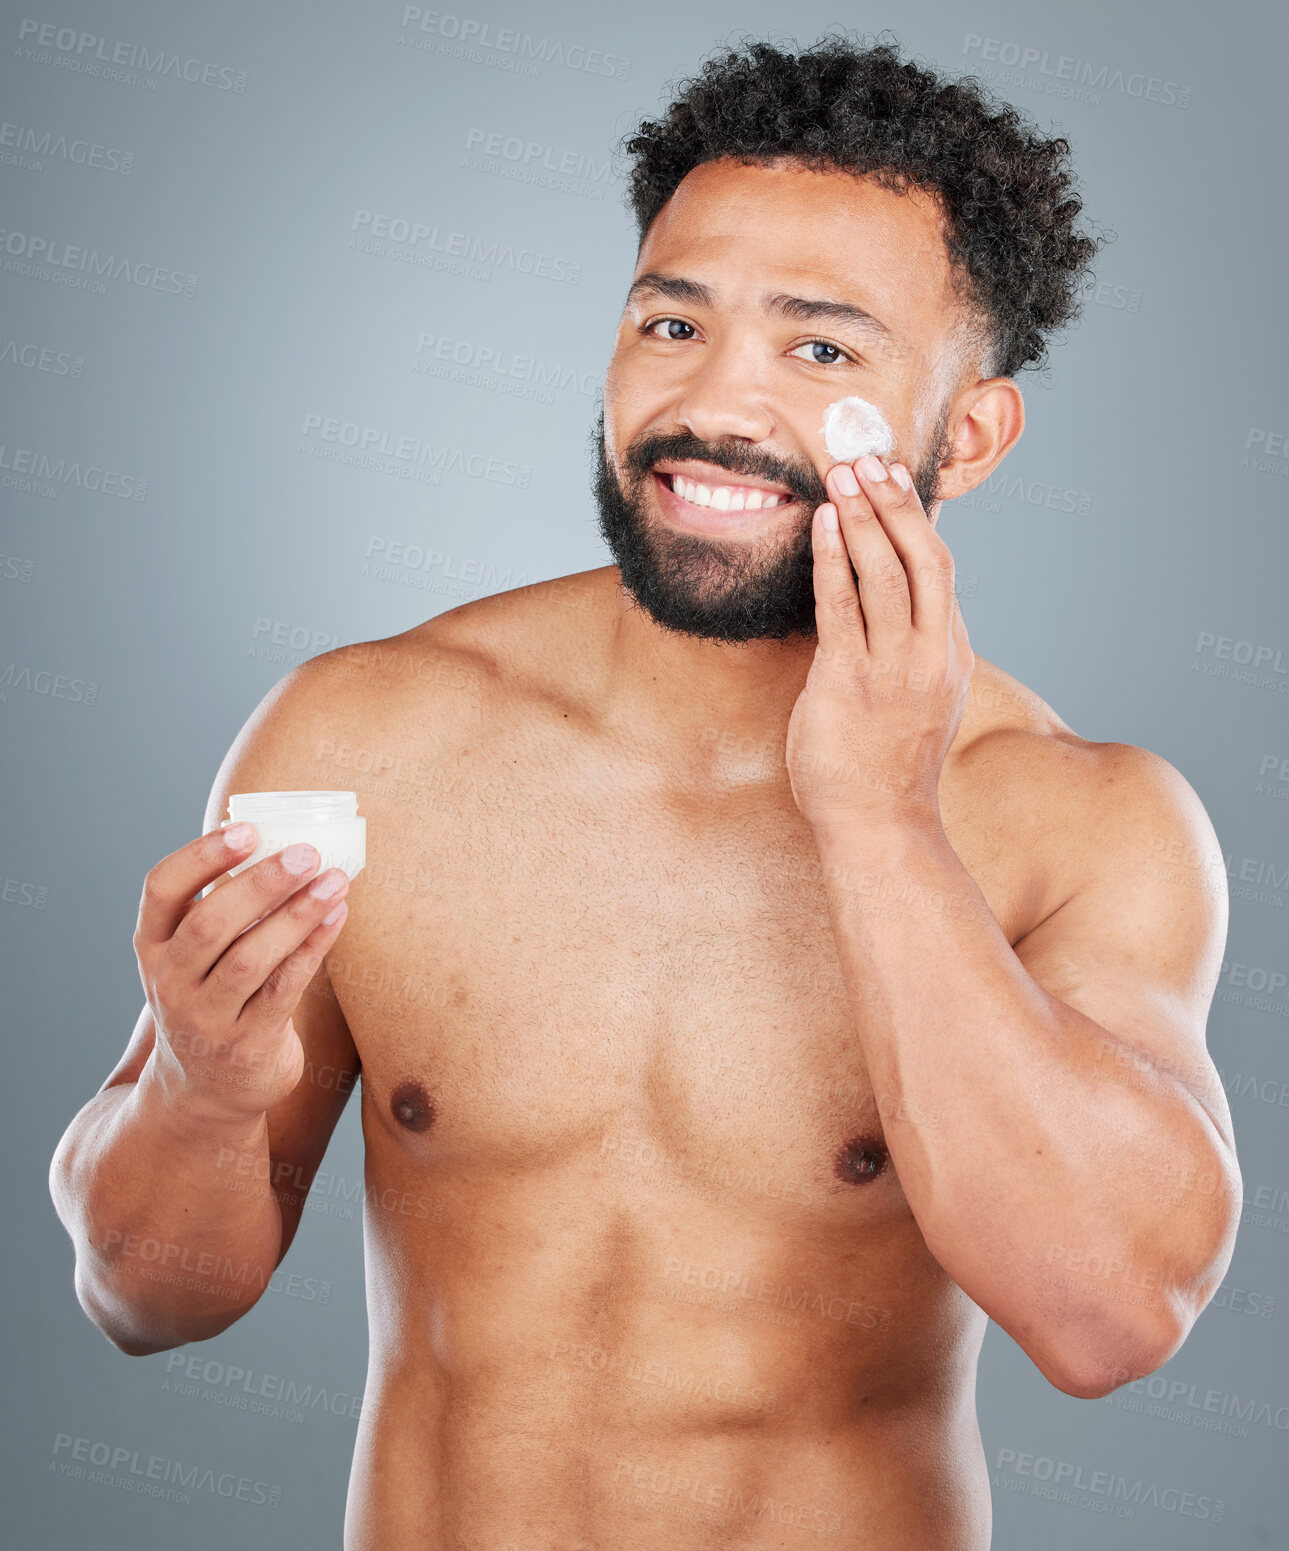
left=325, top=740, right=1043, bottom=1207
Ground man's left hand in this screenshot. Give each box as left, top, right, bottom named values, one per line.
left=785, top=454, right=974, bottom=832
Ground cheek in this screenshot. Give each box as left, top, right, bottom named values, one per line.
left=603, top=347, right=666, bottom=428
left=601, top=365, right=633, bottom=442
left=820, top=397, right=896, bottom=462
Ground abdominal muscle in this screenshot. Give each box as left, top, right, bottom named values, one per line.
left=342, top=1137, right=993, bottom=1551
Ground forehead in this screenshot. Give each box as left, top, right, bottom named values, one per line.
left=635, top=158, right=961, bottom=356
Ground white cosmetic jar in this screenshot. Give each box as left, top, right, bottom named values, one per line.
left=220, top=791, right=366, bottom=880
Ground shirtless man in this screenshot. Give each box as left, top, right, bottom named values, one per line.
left=50, top=36, right=1240, bottom=1550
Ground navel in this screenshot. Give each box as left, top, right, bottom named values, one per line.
left=834, top=1135, right=889, bottom=1185
left=390, top=1080, right=436, bottom=1133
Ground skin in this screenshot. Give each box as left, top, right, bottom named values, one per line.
left=49, top=159, right=1240, bottom=1550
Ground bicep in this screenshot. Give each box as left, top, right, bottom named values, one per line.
left=262, top=964, right=361, bottom=1257
left=1013, top=745, right=1233, bottom=1148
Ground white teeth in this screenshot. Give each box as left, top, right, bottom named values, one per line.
left=668, top=473, right=787, bottom=512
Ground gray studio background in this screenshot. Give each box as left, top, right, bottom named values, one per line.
left=3, top=0, right=1286, bottom=1545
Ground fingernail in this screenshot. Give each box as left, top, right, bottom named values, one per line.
left=859, top=454, right=888, bottom=482
left=820, top=504, right=839, bottom=532
left=831, top=464, right=860, bottom=496
left=223, top=823, right=256, bottom=850
left=309, top=869, right=345, bottom=899
left=323, top=901, right=348, bottom=927
left=890, top=463, right=912, bottom=491
left=282, top=842, right=318, bottom=875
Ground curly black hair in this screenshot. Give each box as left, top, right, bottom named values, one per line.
left=619, top=31, right=1109, bottom=379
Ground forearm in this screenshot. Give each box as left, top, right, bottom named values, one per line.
left=813, top=814, right=1238, bottom=1382
left=50, top=1055, right=283, bottom=1354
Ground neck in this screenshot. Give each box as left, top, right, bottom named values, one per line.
left=598, top=571, right=817, bottom=785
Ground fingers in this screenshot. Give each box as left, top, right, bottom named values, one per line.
left=818, top=455, right=960, bottom=638
left=134, top=824, right=263, bottom=952
left=824, top=460, right=909, bottom=659
left=166, top=842, right=345, bottom=990
left=207, top=877, right=348, bottom=1025
left=238, top=907, right=347, bottom=1031
left=811, top=499, right=868, bottom=660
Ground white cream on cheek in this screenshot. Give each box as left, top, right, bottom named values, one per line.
left=821, top=396, right=895, bottom=463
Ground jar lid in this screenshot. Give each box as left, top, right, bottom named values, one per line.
left=226, top=791, right=359, bottom=823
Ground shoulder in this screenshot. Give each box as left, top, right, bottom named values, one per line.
left=953, top=656, right=1217, bottom=842
left=217, top=568, right=616, bottom=787
left=950, top=658, right=1226, bottom=916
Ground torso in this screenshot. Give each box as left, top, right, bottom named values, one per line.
left=309, top=567, right=1087, bottom=1550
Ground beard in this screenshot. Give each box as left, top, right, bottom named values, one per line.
left=590, top=405, right=950, bottom=643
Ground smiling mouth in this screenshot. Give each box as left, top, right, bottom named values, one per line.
left=655, top=470, right=795, bottom=512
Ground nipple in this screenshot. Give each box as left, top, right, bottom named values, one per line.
left=834, top=1135, right=889, bottom=1185
left=390, top=1080, right=436, bottom=1133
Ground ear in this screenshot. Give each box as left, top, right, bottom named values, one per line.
left=933, top=378, right=1026, bottom=503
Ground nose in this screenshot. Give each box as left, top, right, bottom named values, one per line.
left=673, top=332, right=776, bottom=446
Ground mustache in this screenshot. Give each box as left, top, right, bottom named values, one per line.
left=622, top=431, right=830, bottom=509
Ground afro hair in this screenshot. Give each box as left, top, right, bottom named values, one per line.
left=619, top=31, right=1109, bottom=378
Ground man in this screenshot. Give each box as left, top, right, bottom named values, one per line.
left=50, top=34, right=1240, bottom=1550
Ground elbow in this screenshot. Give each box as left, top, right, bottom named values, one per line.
left=1038, top=1155, right=1242, bottom=1402
left=72, top=1263, right=192, bottom=1359
left=80, top=1293, right=194, bottom=1359
left=103, top=1327, right=180, bottom=1359
left=1037, top=1307, right=1188, bottom=1401
left=1043, top=1359, right=1146, bottom=1403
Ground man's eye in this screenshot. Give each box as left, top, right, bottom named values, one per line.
left=791, top=340, right=850, bottom=365
left=646, top=318, right=696, bottom=341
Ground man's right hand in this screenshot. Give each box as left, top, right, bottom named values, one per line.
left=133, top=825, right=351, bottom=1125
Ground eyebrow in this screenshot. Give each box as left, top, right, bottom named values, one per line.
left=625, top=272, right=901, bottom=350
